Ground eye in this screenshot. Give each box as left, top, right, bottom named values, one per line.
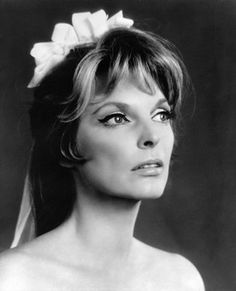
left=98, top=113, right=130, bottom=127
left=152, top=110, right=175, bottom=123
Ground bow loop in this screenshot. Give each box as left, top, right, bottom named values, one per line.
left=51, top=23, right=78, bottom=45
left=72, top=12, right=93, bottom=43
left=107, top=11, right=133, bottom=29
left=86, top=10, right=108, bottom=39
left=28, top=9, right=134, bottom=88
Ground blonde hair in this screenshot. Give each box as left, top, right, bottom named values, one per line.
left=60, top=28, right=186, bottom=123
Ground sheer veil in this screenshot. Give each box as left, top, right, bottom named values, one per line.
left=10, top=156, right=35, bottom=248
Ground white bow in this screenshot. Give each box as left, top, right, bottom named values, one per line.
left=28, top=10, right=134, bottom=88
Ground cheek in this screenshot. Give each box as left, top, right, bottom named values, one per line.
left=162, top=127, right=174, bottom=160
left=168, top=131, right=175, bottom=156
left=76, top=125, right=128, bottom=167
left=75, top=125, right=133, bottom=195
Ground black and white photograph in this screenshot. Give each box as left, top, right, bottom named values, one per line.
left=0, top=0, right=235, bottom=290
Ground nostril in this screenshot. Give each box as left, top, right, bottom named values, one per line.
left=137, top=128, right=159, bottom=149
left=143, top=140, right=154, bottom=147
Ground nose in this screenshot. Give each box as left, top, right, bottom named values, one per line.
left=137, top=121, right=160, bottom=149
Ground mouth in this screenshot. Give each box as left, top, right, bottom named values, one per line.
left=131, top=159, right=163, bottom=171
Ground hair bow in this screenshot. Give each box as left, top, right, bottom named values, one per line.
left=27, top=10, right=134, bottom=88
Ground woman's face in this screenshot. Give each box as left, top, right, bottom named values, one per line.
left=75, top=77, right=174, bottom=200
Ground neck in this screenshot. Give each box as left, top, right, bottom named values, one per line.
left=64, top=176, right=141, bottom=265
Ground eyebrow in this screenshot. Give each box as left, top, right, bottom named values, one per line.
left=92, top=98, right=169, bottom=115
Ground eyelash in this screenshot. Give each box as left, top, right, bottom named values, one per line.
left=98, top=113, right=130, bottom=127
left=153, top=110, right=176, bottom=122
left=98, top=110, right=175, bottom=127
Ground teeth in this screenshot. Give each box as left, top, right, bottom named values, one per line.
left=139, top=164, right=159, bottom=169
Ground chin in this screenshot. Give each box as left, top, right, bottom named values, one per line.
left=133, top=185, right=166, bottom=200
left=110, top=181, right=167, bottom=201
left=118, top=189, right=165, bottom=201
left=128, top=175, right=168, bottom=200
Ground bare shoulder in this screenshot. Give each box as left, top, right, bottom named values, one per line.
left=0, top=236, right=62, bottom=291
left=0, top=231, right=74, bottom=291
left=134, top=239, right=205, bottom=291
left=170, top=253, right=205, bottom=291
left=0, top=247, right=33, bottom=291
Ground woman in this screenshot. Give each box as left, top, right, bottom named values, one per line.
left=0, top=10, right=204, bottom=290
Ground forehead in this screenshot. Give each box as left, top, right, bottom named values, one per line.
left=92, top=76, right=165, bottom=105
left=83, top=76, right=167, bottom=116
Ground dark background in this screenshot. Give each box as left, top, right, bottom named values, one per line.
left=0, top=0, right=235, bottom=290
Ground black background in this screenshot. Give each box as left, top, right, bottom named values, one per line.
left=0, top=0, right=236, bottom=290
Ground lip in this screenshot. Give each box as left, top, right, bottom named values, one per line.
left=131, top=159, right=163, bottom=171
